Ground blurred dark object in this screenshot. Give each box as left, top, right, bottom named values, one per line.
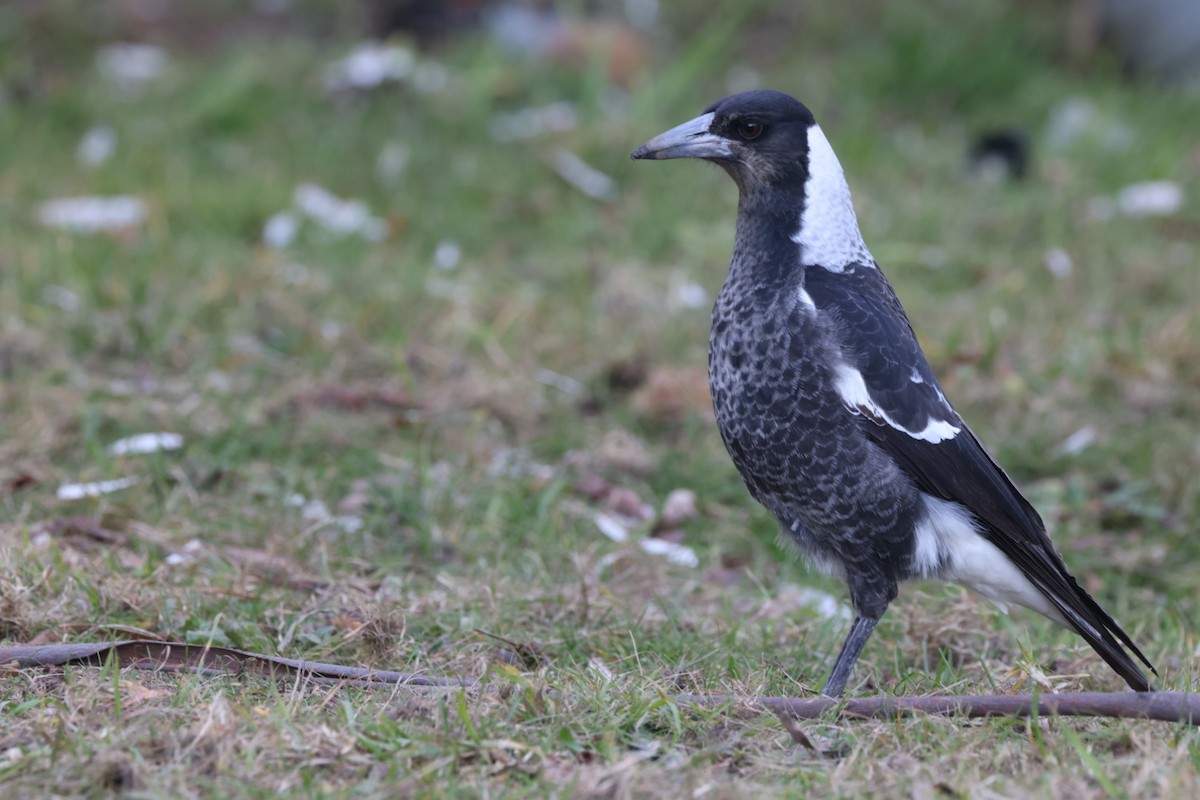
left=606, top=354, right=648, bottom=393
left=1074, top=0, right=1200, bottom=85
left=2, top=0, right=476, bottom=56
left=968, top=130, right=1031, bottom=182
left=365, top=0, right=486, bottom=43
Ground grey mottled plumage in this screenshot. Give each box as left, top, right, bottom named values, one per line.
left=632, top=90, right=1155, bottom=697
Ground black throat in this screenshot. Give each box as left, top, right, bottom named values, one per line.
left=727, top=182, right=808, bottom=296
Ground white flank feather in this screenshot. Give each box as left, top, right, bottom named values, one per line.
left=914, top=494, right=1069, bottom=626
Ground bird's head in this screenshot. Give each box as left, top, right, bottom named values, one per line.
left=631, top=90, right=818, bottom=194
left=632, top=90, right=870, bottom=269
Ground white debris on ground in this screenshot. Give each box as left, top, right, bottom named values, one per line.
left=77, top=125, right=117, bottom=167
left=108, top=432, right=185, bottom=456
left=756, top=584, right=853, bottom=622
left=323, top=42, right=448, bottom=94
left=535, top=368, right=585, bottom=397
left=667, top=279, right=709, bottom=311
left=1043, top=247, right=1073, bottom=279
left=587, top=656, right=615, bottom=682
left=294, top=183, right=388, bottom=239
left=284, top=493, right=364, bottom=534
left=433, top=240, right=462, bottom=270
left=592, top=510, right=700, bottom=568
left=1115, top=180, right=1184, bottom=217
left=638, top=537, right=700, bottom=568
left=1046, top=97, right=1097, bottom=148
left=57, top=476, right=141, bottom=501
left=1045, top=96, right=1133, bottom=152
left=489, top=102, right=578, bottom=141
left=593, top=511, right=631, bottom=542
left=263, top=184, right=389, bottom=247
left=262, top=211, right=301, bottom=248
left=547, top=148, right=616, bottom=201
left=324, top=42, right=415, bottom=91
left=1056, top=426, right=1099, bottom=456
left=484, top=448, right=558, bottom=483
left=164, top=539, right=205, bottom=566
left=1088, top=180, right=1184, bottom=221
left=57, top=434, right=185, bottom=499
left=42, top=285, right=81, bottom=312
left=96, top=43, right=169, bottom=92
left=37, top=196, right=146, bottom=234
left=794, top=587, right=852, bottom=621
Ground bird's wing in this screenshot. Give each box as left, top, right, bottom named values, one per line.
left=802, top=263, right=1155, bottom=689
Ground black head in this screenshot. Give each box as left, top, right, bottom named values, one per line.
left=631, top=90, right=817, bottom=192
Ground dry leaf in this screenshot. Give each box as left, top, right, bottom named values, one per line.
left=631, top=366, right=712, bottom=421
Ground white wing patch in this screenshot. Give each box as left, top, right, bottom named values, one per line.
left=833, top=363, right=960, bottom=443
left=791, top=125, right=874, bottom=273
left=914, top=494, right=1069, bottom=627
left=796, top=285, right=816, bottom=312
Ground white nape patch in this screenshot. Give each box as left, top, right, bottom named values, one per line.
left=833, top=363, right=960, bottom=443
left=791, top=125, right=874, bottom=272
left=915, top=495, right=1069, bottom=627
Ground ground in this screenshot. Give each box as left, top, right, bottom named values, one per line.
left=1, top=1, right=1199, bottom=797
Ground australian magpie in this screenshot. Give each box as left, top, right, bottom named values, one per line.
left=631, top=90, right=1155, bottom=697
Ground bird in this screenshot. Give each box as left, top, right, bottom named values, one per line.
left=630, top=89, right=1156, bottom=697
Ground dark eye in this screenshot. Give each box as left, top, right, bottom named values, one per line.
left=737, top=120, right=763, bottom=140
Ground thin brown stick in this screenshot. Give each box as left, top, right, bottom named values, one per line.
left=672, top=691, right=1200, bottom=725
left=3, top=640, right=1195, bottom=725
left=0, top=640, right=474, bottom=688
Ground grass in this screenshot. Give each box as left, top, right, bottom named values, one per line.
left=2, top=0, right=1199, bottom=796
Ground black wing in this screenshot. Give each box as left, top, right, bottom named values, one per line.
left=804, top=263, right=1156, bottom=691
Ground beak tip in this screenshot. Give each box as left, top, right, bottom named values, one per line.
left=630, top=112, right=728, bottom=163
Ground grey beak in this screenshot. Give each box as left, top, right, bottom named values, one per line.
left=630, top=112, right=733, bottom=161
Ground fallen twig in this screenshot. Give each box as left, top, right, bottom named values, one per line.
left=674, top=691, right=1200, bottom=725
left=3, top=640, right=1195, bottom=725
left=276, top=383, right=419, bottom=416
left=0, top=640, right=473, bottom=688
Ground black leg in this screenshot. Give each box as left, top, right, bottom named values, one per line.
left=821, top=614, right=880, bottom=697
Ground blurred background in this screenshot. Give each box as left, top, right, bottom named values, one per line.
left=1, top=0, right=1199, bottom=794
left=2, top=0, right=1198, bottom=634
left=3, top=0, right=1199, bottom=640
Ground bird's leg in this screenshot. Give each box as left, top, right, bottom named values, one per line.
left=821, top=614, right=880, bottom=697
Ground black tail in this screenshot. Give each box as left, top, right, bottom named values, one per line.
left=1035, top=571, right=1156, bottom=692
left=862, top=395, right=1157, bottom=691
